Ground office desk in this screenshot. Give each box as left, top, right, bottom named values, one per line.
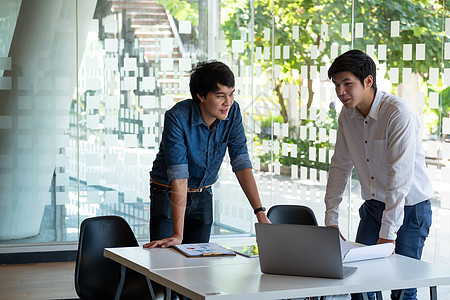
left=104, top=246, right=450, bottom=300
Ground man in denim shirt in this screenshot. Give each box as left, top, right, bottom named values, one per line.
left=144, top=61, right=270, bottom=249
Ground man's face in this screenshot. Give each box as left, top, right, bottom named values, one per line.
left=198, top=83, right=235, bottom=127
left=332, top=71, right=373, bottom=112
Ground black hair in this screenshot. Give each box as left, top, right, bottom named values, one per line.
left=328, top=50, right=377, bottom=91
left=189, top=60, right=235, bottom=102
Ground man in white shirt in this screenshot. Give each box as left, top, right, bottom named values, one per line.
left=325, top=50, right=433, bottom=300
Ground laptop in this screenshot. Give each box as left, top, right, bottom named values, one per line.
left=255, top=223, right=357, bottom=279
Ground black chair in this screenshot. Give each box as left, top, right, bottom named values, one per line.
left=267, top=204, right=318, bottom=225
left=74, top=215, right=165, bottom=300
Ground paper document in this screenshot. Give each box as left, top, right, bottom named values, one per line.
left=340, top=238, right=395, bottom=263
left=173, top=243, right=236, bottom=257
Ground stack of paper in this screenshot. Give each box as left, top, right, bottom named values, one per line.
left=340, top=239, right=395, bottom=263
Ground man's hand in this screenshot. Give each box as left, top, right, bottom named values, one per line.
left=143, top=235, right=182, bottom=249
left=377, top=237, right=395, bottom=255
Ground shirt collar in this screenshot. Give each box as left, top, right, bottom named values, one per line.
left=367, top=90, right=381, bottom=121
left=190, top=99, right=230, bottom=129
left=350, top=89, right=381, bottom=121
left=191, top=100, right=205, bottom=126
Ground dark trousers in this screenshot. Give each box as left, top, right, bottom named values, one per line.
left=149, top=183, right=213, bottom=300
left=351, top=199, right=432, bottom=300
left=149, top=182, right=213, bottom=244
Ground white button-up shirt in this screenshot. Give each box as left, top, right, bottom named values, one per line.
left=324, top=90, right=433, bottom=240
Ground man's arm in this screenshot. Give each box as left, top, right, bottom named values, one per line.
left=235, top=168, right=270, bottom=223
left=324, top=117, right=353, bottom=228
left=379, top=111, right=416, bottom=241
left=143, top=178, right=187, bottom=248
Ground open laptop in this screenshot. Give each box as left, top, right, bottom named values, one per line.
left=255, top=223, right=357, bottom=279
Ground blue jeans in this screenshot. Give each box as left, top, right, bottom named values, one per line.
left=351, top=200, right=432, bottom=300
left=149, top=183, right=213, bottom=243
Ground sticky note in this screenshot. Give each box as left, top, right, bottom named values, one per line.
left=319, top=148, right=326, bottom=163
left=429, top=68, right=439, bottom=85
left=366, top=45, right=375, bottom=58
left=389, top=68, right=399, bottom=84
left=161, top=58, right=174, bottom=71
left=300, top=126, right=307, bottom=139
left=283, top=45, right=290, bottom=59
left=444, top=69, right=450, bottom=86
left=104, top=19, right=117, bottom=34
left=355, top=23, right=364, bottom=38
left=291, top=164, right=298, bottom=179
left=416, top=44, right=425, bottom=60
left=290, top=144, right=297, bottom=158
left=378, top=44, right=387, bottom=60
left=429, top=92, right=439, bottom=109
left=341, top=23, right=350, bottom=39
left=329, top=129, right=337, bottom=144
left=403, top=44, right=412, bottom=61
left=391, top=21, right=400, bottom=37
left=273, top=122, right=280, bottom=136
left=446, top=18, right=450, bottom=36
left=282, top=142, right=289, bottom=156
left=443, top=117, right=450, bottom=134
left=160, top=38, right=174, bottom=53
left=105, top=39, right=118, bottom=52
left=331, top=44, right=339, bottom=59
left=309, top=127, right=316, bottom=141
left=293, top=26, right=299, bottom=40
left=445, top=43, right=450, bottom=60
left=273, top=141, right=280, bottom=153
left=264, top=27, right=270, bottom=41
left=321, top=24, right=328, bottom=40
left=256, top=47, right=262, bottom=60
left=301, top=166, right=308, bottom=180
left=264, top=46, right=270, bottom=60
left=274, top=46, right=281, bottom=59
left=403, top=68, right=412, bottom=84
left=341, top=45, right=350, bottom=54
left=179, top=20, right=191, bottom=34
left=310, top=45, right=318, bottom=59
left=282, top=123, right=289, bottom=136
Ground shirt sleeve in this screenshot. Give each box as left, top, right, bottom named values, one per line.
left=227, top=103, right=252, bottom=172
left=379, top=110, right=416, bottom=240
left=324, top=115, right=354, bottom=227
left=162, top=110, right=189, bottom=182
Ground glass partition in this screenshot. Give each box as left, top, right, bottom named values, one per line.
left=0, top=0, right=449, bottom=268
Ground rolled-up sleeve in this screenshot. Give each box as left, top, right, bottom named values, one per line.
left=227, top=103, right=252, bottom=172
left=230, top=153, right=252, bottom=172
left=162, top=110, right=190, bottom=182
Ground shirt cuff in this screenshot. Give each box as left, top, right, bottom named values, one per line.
left=230, top=153, right=252, bottom=172
left=379, top=223, right=399, bottom=241
left=167, top=164, right=189, bottom=182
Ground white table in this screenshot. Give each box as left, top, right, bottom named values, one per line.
left=104, top=246, right=450, bottom=300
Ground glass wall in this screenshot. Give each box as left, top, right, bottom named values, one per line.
left=1, top=0, right=449, bottom=267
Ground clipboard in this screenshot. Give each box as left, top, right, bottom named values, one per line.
left=173, top=243, right=236, bottom=257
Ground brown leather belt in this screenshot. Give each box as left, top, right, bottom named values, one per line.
left=151, top=178, right=211, bottom=193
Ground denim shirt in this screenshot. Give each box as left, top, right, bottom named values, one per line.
left=150, top=99, right=252, bottom=189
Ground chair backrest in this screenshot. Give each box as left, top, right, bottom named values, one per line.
left=74, top=215, right=151, bottom=300
left=267, top=205, right=318, bottom=225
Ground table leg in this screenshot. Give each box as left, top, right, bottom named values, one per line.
left=430, top=286, right=437, bottom=300
left=114, top=265, right=126, bottom=300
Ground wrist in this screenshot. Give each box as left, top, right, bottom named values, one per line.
left=254, top=206, right=266, bottom=215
